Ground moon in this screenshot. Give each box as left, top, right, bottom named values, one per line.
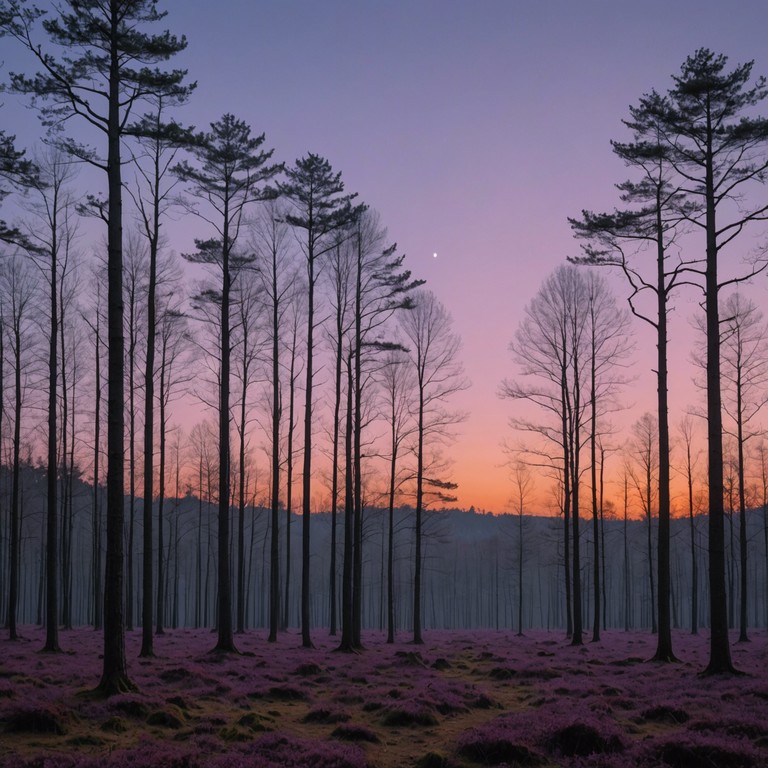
left=432, top=252, right=438, bottom=258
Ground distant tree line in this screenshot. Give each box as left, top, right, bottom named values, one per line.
left=4, top=474, right=768, bottom=637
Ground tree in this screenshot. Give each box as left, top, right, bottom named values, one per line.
left=583, top=274, right=631, bottom=642
left=1, top=0, right=190, bottom=694
left=174, top=113, right=278, bottom=652
left=628, top=412, right=658, bottom=634
left=251, top=204, right=295, bottom=642
left=23, top=148, right=79, bottom=652
left=502, top=266, right=628, bottom=645
left=378, top=350, right=415, bottom=643
left=510, top=461, right=533, bottom=636
left=400, top=289, right=467, bottom=644
left=717, top=293, right=768, bottom=642
left=279, top=153, right=362, bottom=648
left=570, top=88, right=697, bottom=660
left=122, top=233, right=148, bottom=633
left=127, top=95, right=191, bottom=658
left=334, top=211, right=422, bottom=651
left=678, top=416, right=701, bottom=635
left=155, top=294, right=190, bottom=635
left=280, top=286, right=305, bottom=632
left=322, top=232, right=354, bottom=638
left=231, top=275, right=266, bottom=634
left=653, top=49, right=768, bottom=674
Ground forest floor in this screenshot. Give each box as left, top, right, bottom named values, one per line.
left=1, top=626, right=767, bottom=767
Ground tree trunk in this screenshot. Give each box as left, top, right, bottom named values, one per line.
left=703, top=124, right=734, bottom=674
left=99, top=42, right=133, bottom=693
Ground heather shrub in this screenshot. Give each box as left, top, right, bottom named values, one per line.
left=302, top=707, right=351, bottom=724
left=457, top=732, right=545, bottom=766
left=331, top=723, right=379, bottom=743
left=546, top=721, right=625, bottom=757
left=4, top=707, right=68, bottom=735
left=381, top=703, right=438, bottom=727
left=639, top=705, right=690, bottom=724
left=649, top=734, right=759, bottom=768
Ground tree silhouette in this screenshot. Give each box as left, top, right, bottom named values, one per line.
left=279, top=153, right=362, bottom=648
left=654, top=50, right=768, bottom=674
left=400, top=289, right=467, bottom=644
left=174, top=113, right=279, bottom=653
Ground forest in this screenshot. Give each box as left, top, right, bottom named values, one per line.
left=1, top=2, right=768, bottom=767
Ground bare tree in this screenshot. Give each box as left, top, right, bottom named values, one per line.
left=23, top=149, right=79, bottom=652
left=717, top=293, right=768, bottom=642
left=400, top=289, right=468, bottom=644
left=678, top=416, right=701, bottom=634
left=377, top=350, right=415, bottom=644
left=503, top=266, right=628, bottom=645
left=628, top=413, right=658, bottom=634
left=510, top=461, right=534, bottom=636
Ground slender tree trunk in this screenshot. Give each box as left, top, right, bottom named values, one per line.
left=268, top=266, right=281, bottom=642
left=100, top=46, right=133, bottom=693
left=703, top=127, right=734, bottom=673
left=517, top=508, right=523, bottom=636
left=589, top=311, right=599, bottom=642
left=301, top=255, right=315, bottom=649
left=736, top=376, right=749, bottom=643
left=569, top=352, right=583, bottom=646
left=43, top=212, right=60, bottom=652
left=561, top=373, right=572, bottom=639
left=599, top=445, right=607, bottom=631
left=413, top=388, right=425, bottom=645
left=236, top=350, right=248, bottom=635
left=126, top=284, right=136, bottom=633
left=92, top=311, right=103, bottom=632
left=283, top=331, right=297, bottom=631
left=140, top=134, right=161, bottom=658
left=386, top=420, right=397, bottom=644
left=195, top=455, right=202, bottom=629
left=624, top=476, right=630, bottom=630
left=653, top=206, right=675, bottom=660
left=350, top=235, right=367, bottom=648
left=215, top=203, right=235, bottom=652
left=328, top=301, right=343, bottom=638
left=156, top=346, right=167, bottom=637
left=7, top=323, right=21, bottom=641
left=339, top=354, right=355, bottom=652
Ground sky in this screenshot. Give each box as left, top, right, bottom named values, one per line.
left=4, top=0, right=768, bottom=513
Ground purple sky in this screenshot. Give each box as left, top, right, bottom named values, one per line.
left=4, top=1, right=768, bottom=512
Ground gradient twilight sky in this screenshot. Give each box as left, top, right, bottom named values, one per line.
left=5, top=1, right=768, bottom=513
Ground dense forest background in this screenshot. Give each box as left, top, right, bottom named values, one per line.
left=3, top=464, right=768, bottom=636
